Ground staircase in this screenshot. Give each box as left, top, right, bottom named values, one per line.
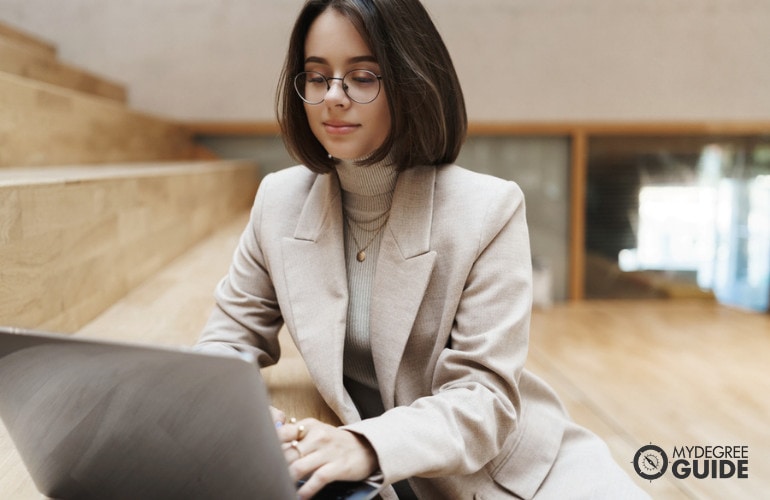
left=0, top=20, right=261, bottom=335
left=0, top=20, right=262, bottom=496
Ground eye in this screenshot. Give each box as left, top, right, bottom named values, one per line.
left=303, top=71, right=327, bottom=85
left=348, top=70, right=378, bottom=85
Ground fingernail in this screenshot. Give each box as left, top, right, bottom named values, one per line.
left=275, top=421, right=283, bottom=428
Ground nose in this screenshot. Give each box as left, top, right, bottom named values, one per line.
left=324, top=78, right=349, bottom=105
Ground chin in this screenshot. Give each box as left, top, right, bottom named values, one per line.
left=322, top=138, right=382, bottom=161
left=328, top=148, right=367, bottom=161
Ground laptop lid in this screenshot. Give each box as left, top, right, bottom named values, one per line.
left=0, top=327, right=316, bottom=499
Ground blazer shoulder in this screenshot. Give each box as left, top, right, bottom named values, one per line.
left=435, top=164, right=525, bottom=215
left=261, top=165, right=317, bottom=195
left=246, top=166, right=320, bottom=235
left=257, top=165, right=318, bottom=207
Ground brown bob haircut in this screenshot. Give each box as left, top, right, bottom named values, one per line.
left=276, top=0, right=467, bottom=173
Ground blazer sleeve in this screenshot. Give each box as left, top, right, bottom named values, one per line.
left=195, top=174, right=284, bottom=367
left=344, top=180, right=533, bottom=482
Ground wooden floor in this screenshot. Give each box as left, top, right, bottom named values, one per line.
left=528, top=301, right=769, bottom=499
left=1, top=214, right=768, bottom=499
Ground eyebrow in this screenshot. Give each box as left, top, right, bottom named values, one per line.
left=304, top=55, right=378, bottom=65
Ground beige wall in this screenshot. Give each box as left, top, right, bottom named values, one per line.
left=432, top=0, right=770, bottom=121
left=1, top=0, right=769, bottom=122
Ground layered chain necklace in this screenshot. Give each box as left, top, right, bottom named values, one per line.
left=344, top=209, right=391, bottom=262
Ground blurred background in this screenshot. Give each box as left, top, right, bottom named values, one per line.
left=4, top=0, right=768, bottom=308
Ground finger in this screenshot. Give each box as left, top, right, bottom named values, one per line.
left=282, top=439, right=301, bottom=464
left=291, top=439, right=302, bottom=456
left=283, top=437, right=327, bottom=475
left=277, top=422, right=303, bottom=443
left=296, top=463, right=338, bottom=500
left=276, top=418, right=314, bottom=444
left=288, top=448, right=328, bottom=483
left=270, top=406, right=286, bottom=427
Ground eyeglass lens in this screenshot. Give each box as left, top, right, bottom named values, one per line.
left=295, top=70, right=381, bottom=104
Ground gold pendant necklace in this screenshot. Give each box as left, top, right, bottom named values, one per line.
left=345, top=214, right=389, bottom=262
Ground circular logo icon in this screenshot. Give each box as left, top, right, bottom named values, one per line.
left=633, top=444, right=668, bottom=481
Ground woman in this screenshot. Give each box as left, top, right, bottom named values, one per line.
left=197, top=0, right=648, bottom=498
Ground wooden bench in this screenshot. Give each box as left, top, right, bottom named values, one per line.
left=0, top=21, right=197, bottom=167
left=0, top=20, right=56, bottom=59
left=0, top=72, right=196, bottom=167
left=1, top=21, right=205, bottom=187
left=0, top=161, right=260, bottom=333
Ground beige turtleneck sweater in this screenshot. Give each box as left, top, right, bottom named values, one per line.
left=335, top=158, right=398, bottom=419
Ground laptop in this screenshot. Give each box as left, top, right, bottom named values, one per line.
left=0, top=326, right=382, bottom=500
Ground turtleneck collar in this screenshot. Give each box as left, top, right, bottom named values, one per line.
left=334, top=156, right=399, bottom=197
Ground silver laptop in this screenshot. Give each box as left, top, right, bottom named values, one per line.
left=0, top=326, right=382, bottom=500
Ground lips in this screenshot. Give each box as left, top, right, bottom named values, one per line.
left=323, top=120, right=360, bottom=135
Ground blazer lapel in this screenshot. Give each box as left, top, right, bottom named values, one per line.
left=280, top=173, right=359, bottom=423
left=370, top=166, right=437, bottom=408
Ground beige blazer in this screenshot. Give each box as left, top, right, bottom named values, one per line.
left=199, top=164, right=572, bottom=499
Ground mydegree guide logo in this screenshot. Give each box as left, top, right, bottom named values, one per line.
left=633, top=443, right=749, bottom=481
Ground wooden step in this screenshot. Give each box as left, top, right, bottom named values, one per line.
left=0, top=37, right=127, bottom=102
left=0, top=72, right=194, bottom=167
left=0, top=160, right=260, bottom=333
left=0, top=19, right=56, bottom=59
left=75, top=212, right=250, bottom=346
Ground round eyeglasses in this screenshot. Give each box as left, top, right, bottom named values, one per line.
left=294, top=70, right=383, bottom=105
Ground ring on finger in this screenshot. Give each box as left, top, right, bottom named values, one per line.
left=296, top=424, right=307, bottom=441
left=290, top=439, right=303, bottom=458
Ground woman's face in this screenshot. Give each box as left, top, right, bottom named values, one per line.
left=302, top=9, right=391, bottom=161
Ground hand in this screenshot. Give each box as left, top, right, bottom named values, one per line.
left=270, top=406, right=286, bottom=427
left=277, top=418, right=378, bottom=500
